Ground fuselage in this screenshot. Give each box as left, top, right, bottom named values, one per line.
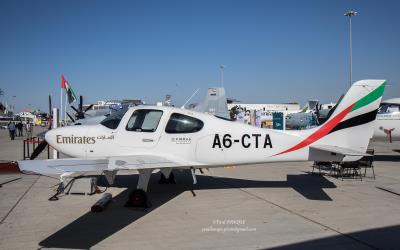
left=45, top=106, right=312, bottom=167
left=373, top=98, right=400, bottom=140
left=41, top=80, right=388, bottom=168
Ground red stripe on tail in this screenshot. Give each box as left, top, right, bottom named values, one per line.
left=274, top=103, right=355, bottom=156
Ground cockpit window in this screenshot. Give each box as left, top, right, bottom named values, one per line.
left=100, top=107, right=128, bottom=129
left=126, top=110, right=163, bottom=132
left=378, top=103, right=400, bottom=114
left=165, top=113, right=204, bottom=133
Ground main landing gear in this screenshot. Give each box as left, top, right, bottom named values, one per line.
left=125, top=168, right=177, bottom=208
left=158, top=169, right=176, bottom=184
left=126, top=169, right=153, bottom=208
left=126, top=189, right=149, bottom=208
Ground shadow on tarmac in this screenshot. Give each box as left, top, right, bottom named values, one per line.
left=264, top=225, right=400, bottom=250
left=39, top=171, right=335, bottom=249
left=374, top=154, right=400, bottom=162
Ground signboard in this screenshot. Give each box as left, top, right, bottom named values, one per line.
left=272, top=112, right=284, bottom=130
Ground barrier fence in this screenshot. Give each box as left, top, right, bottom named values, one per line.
left=23, top=137, right=50, bottom=160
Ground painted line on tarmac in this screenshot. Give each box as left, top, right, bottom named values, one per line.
left=0, top=175, right=40, bottom=224
left=0, top=177, right=22, bottom=187
left=376, top=186, right=400, bottom=196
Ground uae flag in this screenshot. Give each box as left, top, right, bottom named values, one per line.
left=61, top=75, right=77, bottom=104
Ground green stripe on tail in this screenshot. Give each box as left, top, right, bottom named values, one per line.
left=351, top=81, right=386, bottom=112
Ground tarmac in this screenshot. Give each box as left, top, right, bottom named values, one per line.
left=0, top=128, right=400, bottom=249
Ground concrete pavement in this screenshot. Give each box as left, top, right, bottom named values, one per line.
left=0, top=138, right=399, bottom=249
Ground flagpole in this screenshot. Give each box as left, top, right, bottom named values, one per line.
left=64, top=93, right=67, bottom=125
left=60, top=88, right=63, bottom=125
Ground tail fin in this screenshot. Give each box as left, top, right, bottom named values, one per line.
left=314, top=79, right=386, bottom=153
left=193, top=87, right=230, bottom=119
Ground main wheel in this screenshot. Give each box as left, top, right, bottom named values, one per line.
left=126, top=189, right=149, bottom=208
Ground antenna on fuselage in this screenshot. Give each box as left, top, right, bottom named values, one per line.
left=181, top=88, right=200, bottom=109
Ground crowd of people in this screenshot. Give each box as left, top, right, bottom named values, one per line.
left=7, top=121, right=33, bottom=140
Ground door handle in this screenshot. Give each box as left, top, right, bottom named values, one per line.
left=142, top=138, right=154, bottom=142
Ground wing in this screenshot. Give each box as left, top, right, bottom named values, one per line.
left=309, top=144, right=371, bottom=162
left=18, top=155, right=187, bottom=175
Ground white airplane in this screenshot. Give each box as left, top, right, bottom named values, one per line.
left=373, top=98, right=400, bottom=141
left=18, top=79, right=386, bottom=207
left=17, top=111, right=35, bottom=120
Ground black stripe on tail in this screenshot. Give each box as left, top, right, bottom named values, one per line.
left=329, top=109, right=378, bottom=134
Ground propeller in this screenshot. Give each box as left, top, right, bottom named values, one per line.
left=68, top=95, right=94, bottom=121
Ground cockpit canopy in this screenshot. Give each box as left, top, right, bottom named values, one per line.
left=100, top=107, right=129, bottom=129
left=165, top=113, right=204, bottom=133
left=100, top=108, right=204, bottom=133
left=126, top=109, right=163, bottom=132
left=378, top=103, right=400, bottom=114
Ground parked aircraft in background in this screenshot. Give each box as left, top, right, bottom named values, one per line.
left=17, top=111, right=35, bottom=120
left=191, top=87, right=230, bottom=119
left=19, top=79, right=386, bottom=207
left=285, top=100, right=338, bottom=130
left=285, top=100, right=319, bottom=130
left=69, top=87, right=230, bottom=126
left=374, top=98, right=400, bottom=141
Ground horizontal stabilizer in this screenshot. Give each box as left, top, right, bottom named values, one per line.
left=310, top=145, right=371, bottom=156
left=308, top=145, right=371, bottom=162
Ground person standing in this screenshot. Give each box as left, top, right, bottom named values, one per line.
left=8, top=122, right=16, bottom=140
left=26, top=122, right=32, bottom=139
left=17, top=122, right=23, bottom=136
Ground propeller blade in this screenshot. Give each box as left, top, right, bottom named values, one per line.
left=84, top=104, right=94, bottom=112
left=79, top=95, right=83, bottom=112
left=48, top=95, right=52, bottom=116
left=66, top=112, right=75, bottom=123
left=70, top=106, right=79, bottom=113
left=30, top=141, right=48, bottom=160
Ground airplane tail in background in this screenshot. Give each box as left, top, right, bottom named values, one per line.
left=277, top=80, right=386, bottom=159
left=193, top=87, right=230, bottom=119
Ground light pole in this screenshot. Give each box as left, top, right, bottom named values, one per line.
left=344, top=10, right=357, bottom=86
left=11, top=95, right=16, bottom=114
left=219, top=65, right=225, bottom=87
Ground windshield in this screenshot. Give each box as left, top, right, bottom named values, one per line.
left=126, top=110, right=163, bottom=132
left=100, top=107, right=128, bottom=129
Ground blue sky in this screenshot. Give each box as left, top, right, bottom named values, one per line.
left=0, top=0, right=399, bottom=112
